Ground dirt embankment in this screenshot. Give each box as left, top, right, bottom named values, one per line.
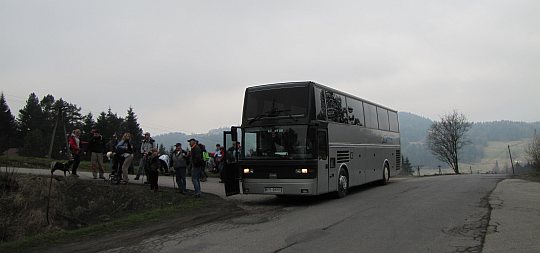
left=0, top=173, right=245, bottom=253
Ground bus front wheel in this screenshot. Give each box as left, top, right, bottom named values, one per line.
left=335, top=168, right=349, bottom=198
left=381, top=164, right=390, bottom=185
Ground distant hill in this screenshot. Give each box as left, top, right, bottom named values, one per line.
left=153, top=127, right=227, bottom=151
left=398, top=112, right=539, bottom=170
left=154, top=113, right=539, bottom=172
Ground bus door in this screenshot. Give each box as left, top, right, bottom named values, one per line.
left=317, top=130, right=329, bottom=193
left=223, top=128, right=241, bottom=196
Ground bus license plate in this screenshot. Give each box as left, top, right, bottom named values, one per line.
left=264, top=187, right=283, bottom=193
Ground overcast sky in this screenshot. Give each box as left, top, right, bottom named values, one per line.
left=1, top=0, right=539, bottom=134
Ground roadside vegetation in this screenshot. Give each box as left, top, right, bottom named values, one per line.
left=0, top=155, right=91, bottom=171
left=514, top=170, right=540, bottom=183
left=0, top=171, right=204, bottom=252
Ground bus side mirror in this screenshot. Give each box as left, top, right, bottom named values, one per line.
left=231, top=127, right=238, bottom=142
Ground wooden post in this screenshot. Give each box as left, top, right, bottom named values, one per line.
left=508, top=145, right=515, bottom=176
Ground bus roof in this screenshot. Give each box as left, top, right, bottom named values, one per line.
left=246, top=81, right=398, bottom=113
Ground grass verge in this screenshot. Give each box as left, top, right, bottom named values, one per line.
left=0, top=197, right=202, bottom=252
left=513, top=170, right=540, bottom=182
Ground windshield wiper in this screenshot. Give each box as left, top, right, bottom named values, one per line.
left=285, top=113, right=299, bottom=122
left=249, top=108, right=288, bottom=124
left=249, top=113, right=271, bottom=124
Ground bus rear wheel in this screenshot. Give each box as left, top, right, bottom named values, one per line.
left=335, top=168, right=349, bottom=198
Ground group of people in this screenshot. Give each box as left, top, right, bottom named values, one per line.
left=66, top=129, right=224, bottom=197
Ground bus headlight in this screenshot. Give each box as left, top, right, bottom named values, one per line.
left=295, top=168, right=309, bottom=174
left=243, top=168, right=254, bottom=174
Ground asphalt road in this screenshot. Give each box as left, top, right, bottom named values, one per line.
left=111, top=174, right=506, bottom=253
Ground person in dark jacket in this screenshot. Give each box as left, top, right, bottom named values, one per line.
left=146, top=148, right=161, bottom=192
left=171, top=143, right=188, bottom=193
left=88, top=129, right=106, bottom=179
left=189, top=138, right=204, bottom=197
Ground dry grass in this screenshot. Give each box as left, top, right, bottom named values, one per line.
left=0, top=172, right=194, bottom=243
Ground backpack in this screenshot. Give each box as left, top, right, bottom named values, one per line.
left=202, top=151, right=210, bottom=162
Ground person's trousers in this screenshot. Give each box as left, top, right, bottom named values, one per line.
left=136, top=156, right=147, bottom=177
left=71, top=153, right=81, bottom=174
left=91, top=152, right=105, bottom=178
left=121, top=154, right=133, bottom=182
left=149, top=169, right=159, bottom=190
left=175, top=167, right=187, bottom=192
left=191, top=166, right=203, bottom=195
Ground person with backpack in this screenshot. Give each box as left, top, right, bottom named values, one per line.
left=135, top=132, right=154, bottom=181
left=189, top=138, right=204, bottom=197
left=199, top=142, right=209, bottom=182
left=116, top=133, right=134, bottom=184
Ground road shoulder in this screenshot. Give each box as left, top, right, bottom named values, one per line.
left=483, top=179, right=540, bottom=253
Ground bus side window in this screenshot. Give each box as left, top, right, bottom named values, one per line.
left=318, top=131, right=328, bottom=160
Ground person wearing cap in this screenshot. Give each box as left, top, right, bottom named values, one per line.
left=135, top=132, right=154, bottom=181
left=189, top=138, right=204, bottom=197
left=171, top=143, right=188, bottom=193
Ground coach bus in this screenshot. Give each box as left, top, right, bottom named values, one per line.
left=223, top=81, right=400, bottom=198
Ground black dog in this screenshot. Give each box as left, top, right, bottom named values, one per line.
left=51, top=161, right=73, bottom=176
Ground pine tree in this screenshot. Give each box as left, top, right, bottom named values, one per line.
left=39, top=94, right=66, bottom=158
left=96, top=111, right=108, bottom=136
left=40, top=94, right=56, bottom=130
left=82, top=112, right=96, bottom=135
left=18, top=93, right=45, bottom=138
left=22, top=129, right=47, bottom=157
left=55, top=99, right=83, bottom=131
left=0, top=93, right=17, bottom=153
left=158, top=143, right=166, bottom=154
left=96, top=109, right=124, bottom=150
left=402, top=156, right=413, bottom=175
left=98, top=108, right=123, bottom=139
left=122, top=106, right=143, bottom=150
left=18, top=93, right=47, bottom=156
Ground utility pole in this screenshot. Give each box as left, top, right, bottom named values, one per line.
left=47, top=107, right=61, bottom=159
left=508, top=145, right=515, bottom=176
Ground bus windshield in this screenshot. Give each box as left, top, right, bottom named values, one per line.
left=243, top=125, right=316, bottom=160
left=244, top=86, right=308, bottom=122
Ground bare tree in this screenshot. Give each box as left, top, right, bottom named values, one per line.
left=427, top=111, right=472, bottom=174
left=525, top=132, right=540, bottom=170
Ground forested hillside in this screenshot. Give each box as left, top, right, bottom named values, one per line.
left=399, top=112, right=539, bottom=169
